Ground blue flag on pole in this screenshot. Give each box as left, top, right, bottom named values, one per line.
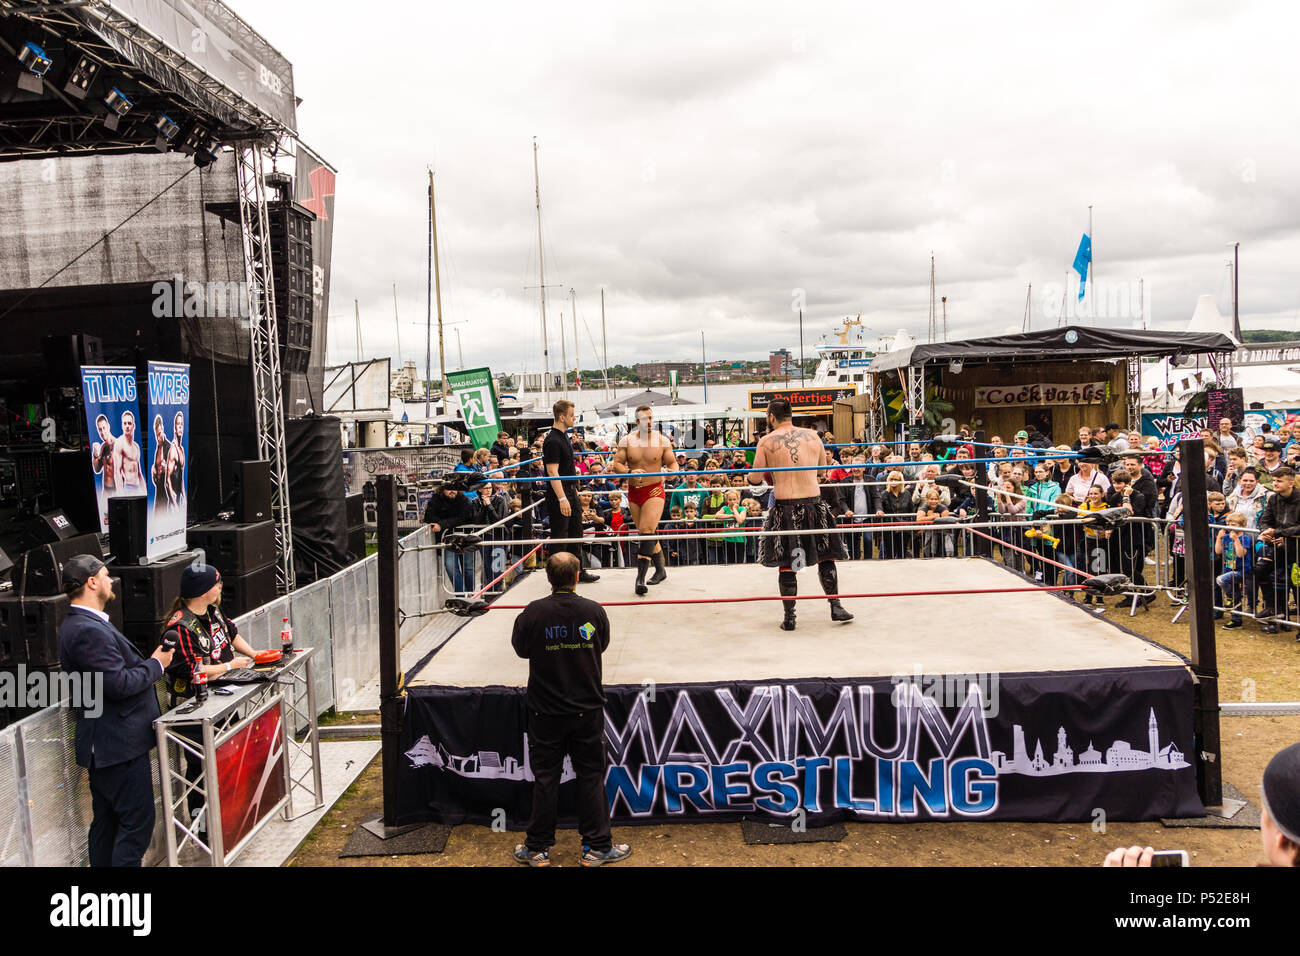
left=1073, top=233, right=1091, bottom=301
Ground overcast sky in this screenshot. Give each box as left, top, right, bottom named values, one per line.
left=245, top=1, right=1300, bottom=373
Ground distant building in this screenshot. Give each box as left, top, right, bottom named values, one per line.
left=635, top=361, right=695, bottom=383
left=769, top=349, right=791, bottom=377
left=391, top=360, right=425, bottom=399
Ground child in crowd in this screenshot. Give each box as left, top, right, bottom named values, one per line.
left=1079, top=484, right=1111, bottom=606
left=680, top=503, right=701, bottom=565
left=1215, top=512, right=1255, bottom=628
left=916, top=488, right=953, bottom=558
left=713, top=488, right=749, bottom=564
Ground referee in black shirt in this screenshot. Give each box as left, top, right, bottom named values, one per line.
left=543, top=398, right=599, bottom=582
left=510, top=552, right=630, bottom=867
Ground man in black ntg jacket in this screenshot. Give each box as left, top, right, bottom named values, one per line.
left=57, top=554, right=174, bottom=866
left=510, top=552, right=630, bottom=868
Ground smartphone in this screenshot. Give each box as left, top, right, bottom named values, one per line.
left=1150, top=849, right=1189, bottom=867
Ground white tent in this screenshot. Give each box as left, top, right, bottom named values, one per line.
left=1141, top=295, right=1300, bottom=413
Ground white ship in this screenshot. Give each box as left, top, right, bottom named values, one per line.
left=810, top=317, right=914, bottom=387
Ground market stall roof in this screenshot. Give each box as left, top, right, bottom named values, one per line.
left=867, top=325, right=1237, bottom=373
left=595, top=389, right=693, bottom=417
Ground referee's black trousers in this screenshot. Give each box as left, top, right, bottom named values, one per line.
left=524, top=709, right=612, bottom=853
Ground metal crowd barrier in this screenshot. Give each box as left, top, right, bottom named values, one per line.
left=0, top=524, right=457, bottom=866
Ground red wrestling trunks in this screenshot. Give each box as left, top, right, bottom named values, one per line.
left=628, top=482, right=665, bottom=507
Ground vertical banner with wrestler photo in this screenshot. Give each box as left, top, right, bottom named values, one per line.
left=79, top=366, right=143, bottom=534
left=145, top=361, right=191, bottom=561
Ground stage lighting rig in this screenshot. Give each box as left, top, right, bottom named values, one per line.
left=193, top=132, right=220, bottom=167
left=62, top=53, right=100, bottom=100
left=15, top=41, right=51, bottom=93
left=101, top=86, right=132, bottom=131
left=153, top=113, right=180, bottom=151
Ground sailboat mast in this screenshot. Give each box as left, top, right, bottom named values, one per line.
left=570, top=287, right=580, bottom=391
left=559, top=309, right=568, bottom=400
left=601, top=288, right=611, bottom=400
left=430, top=170, right=446, bottom=411
left=1088, top=204, right=1095, bottom=327
left=533, top=137, right=551, bottom=408
left=425, top=173, right=432, bottom=441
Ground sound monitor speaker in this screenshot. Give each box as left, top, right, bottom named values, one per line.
left=107, top=495, right=148, bottom=565
left=235, top=459, right=272, bottom=524
left=220, top=563, right=276, bottom=617
left=187, top=520, right=275, bottom=576
left=110, top=550, right=196, bottom=623
left=0, top=577, right=123, bottom=666
left=0, top=546, right=11, bottom=581
left=21, top=509, right=80, bottom=548
left=15, top=533, right=102, bottom=597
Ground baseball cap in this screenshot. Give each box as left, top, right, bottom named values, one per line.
left=1015, top=430, right=1029, bottom=439
left=1261, top=439, right=1283, bottom=452
left=61, top=553, right=105, bottom=592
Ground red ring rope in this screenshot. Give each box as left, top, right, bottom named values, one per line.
left=472, top=584, right=1086, bottom=610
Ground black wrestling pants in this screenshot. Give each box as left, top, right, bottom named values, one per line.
left=524, top=709, right=611, bottom=853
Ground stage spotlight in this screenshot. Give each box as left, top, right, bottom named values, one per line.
left=101, top=87, right=132, bottom=131
left=153, top=113, right=180, bottom=151
left=15, top=41, right=51, bottom=94
left=193, top=133, right=220, bottom=168
left=62, top=54, right=100, bottom=99
left=179, top=123, right=206, bottom=154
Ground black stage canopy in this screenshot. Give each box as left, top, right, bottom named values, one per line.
left=868, top=326, right=1237, bottom=373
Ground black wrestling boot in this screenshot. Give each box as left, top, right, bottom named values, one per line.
left=635, top=557, right=650, bottom=596
left=647, top=549, right=667, bottom=586
left=819, top=562, right=854, bottom=623
left=779, top=570, right=797, bottom=631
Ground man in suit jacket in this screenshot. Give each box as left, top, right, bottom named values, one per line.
left=57, top=554, right=173, bottom=867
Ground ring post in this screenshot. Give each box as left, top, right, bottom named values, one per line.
left=1178, top=437, right=1223, bottom=808
left=361, top=474, right=421, bottom=838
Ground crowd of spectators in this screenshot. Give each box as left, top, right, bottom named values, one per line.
left=421, top=418, right=1300, bottom=635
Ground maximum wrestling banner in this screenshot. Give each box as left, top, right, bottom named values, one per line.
left=396, top=667, right=1203, bottom=827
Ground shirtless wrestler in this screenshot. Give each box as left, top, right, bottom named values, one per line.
left=748, top=398, right=853, bottom=630
left=114, top=409, right=145, bottom=493
left=608, top=404, right=679, bottom=595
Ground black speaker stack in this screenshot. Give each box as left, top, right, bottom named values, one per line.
left=187, top=520, right=277, bottom=617
left=0, top=507, right=126, bottom=726
left=268, top=200, right=315, bottom=375
left=235, top=459, right=273, bottom=523
left=345, top=491, right=366, bottom=564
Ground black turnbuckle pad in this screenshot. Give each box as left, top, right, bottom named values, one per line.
left=1084, top=573, right=1129, bottom=595
left=442, top=532, right=483, bottom=553
left=934, top=473, right=967, bottom=492
left=1077, top=442, right=1122, bottom=467
left=444, top=597, right=489, bottom=617
left=1084, top=506, right=1130, bottom=530
left=437, top=471, right=487, bottom=493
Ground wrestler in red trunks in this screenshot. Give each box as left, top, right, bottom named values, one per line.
left=627, top=482, right=664, bottom=507
left=609, top=405, right=678, bottom=595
